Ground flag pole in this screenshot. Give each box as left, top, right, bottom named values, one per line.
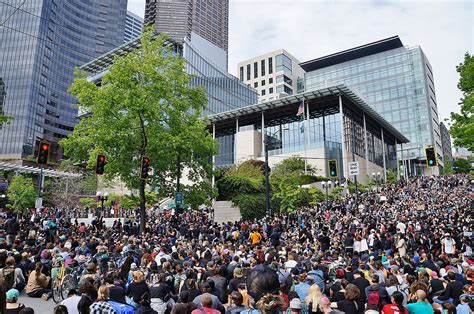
left=303, top=98, right=307, bottom=173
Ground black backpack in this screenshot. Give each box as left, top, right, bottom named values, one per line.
left=0, top=267, right=15, bottom=290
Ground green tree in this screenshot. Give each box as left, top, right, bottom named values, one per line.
left=0, top=115, right=13, bottom=125
left=6, top=176, right=36, bottom=214
left=453, top=158, right=472, bottom=173
left=61, top=29, right=217, bottom=232
left=450, top=53, right=474, bottom=153
left=443, top=159, right=455, bottom=175
left=272, top=157, right=315, bottom=177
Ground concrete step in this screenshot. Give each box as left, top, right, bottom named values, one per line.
left=213, top=200, right=241, bottom=224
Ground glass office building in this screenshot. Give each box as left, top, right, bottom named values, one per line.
left=81, top=36, right=257, bottom=117
left=124, top=11, right=143, bottom=43
left=209, top=85, right=408, bottom=182
left=0, top=0, right=127, bottom=161
left=301, top=36, right=443, bottom=175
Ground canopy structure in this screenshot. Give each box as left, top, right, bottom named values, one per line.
left=0, top=162, right=82, bottom=178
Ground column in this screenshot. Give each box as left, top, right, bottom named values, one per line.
left=235, top=118, right=239, bottom=162
left=381, top=127, right=387, bottom=182
left=261, top=111, right=265, bottom=157
left=363, top=112, right=369, bottom=178
left=211, top=123, right=216, bottom=188
left=400, top=143, right=406, bottom=179
left=395, top=139, right=400, bottom=181
left=338, top=95, right=347, bottom=179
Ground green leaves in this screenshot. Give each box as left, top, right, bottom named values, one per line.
left=0, top=115, right=13, bottom=125
left=450, top=53, right=474, bottom=153
left=60, top=28, right=217, bottom=218
left=6, top=176, right=36, bottom=214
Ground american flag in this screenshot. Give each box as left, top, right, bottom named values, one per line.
left=296, top=101, right=304, bottom=116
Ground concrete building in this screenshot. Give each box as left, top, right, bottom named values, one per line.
left=144, top=0, right=229, bottom=54
left=439, top=122, right=453, bottom=164
left=124, top=11, right=143, bottom=43
left=0, top=0, right=128, bottom=162
left=237, top=50, right=305, bottom=103
left=81, top=35, right=257, bottom=117
left=301, top=36, right=443, bottom=176
left=208, top=85, right=409, bottom=183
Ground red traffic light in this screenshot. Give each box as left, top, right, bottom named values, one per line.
left=37, top=141, right=50, bottom=165
left=143, top=157, right=150, bottom=164
left=96, top=154, right=106, bottom=175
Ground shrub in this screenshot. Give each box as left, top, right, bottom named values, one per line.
left=232, top=193, right=266, bottom=220
left=217, top=175, right=263, bottom=200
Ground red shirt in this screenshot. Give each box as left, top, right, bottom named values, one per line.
left=382, top=304, right=408, bottom=314
left=191, top=307, right=220, bottom=314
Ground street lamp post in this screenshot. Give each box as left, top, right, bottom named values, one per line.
left=321, top=181, right=332, bottom=206
left=96, top=191, right=109, bottom=217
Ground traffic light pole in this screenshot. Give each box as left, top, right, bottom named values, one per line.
left=264, top=138, right=271, bottom=216
left=37, top=165, right=43, bottom=197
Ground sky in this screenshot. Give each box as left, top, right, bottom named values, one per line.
left=127, top=0, right=473, bottom=122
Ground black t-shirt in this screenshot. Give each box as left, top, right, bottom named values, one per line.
left=352, top=277, right=370, bottom=301
left=126, top=281, right=149, bottom=303
left=109, top=285, right=126, bottom=303
left=429, top=279, right=444, bottom=295
left=337, top=299, right=364, bottom=314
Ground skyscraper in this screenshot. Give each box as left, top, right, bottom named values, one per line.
left=144, top=0, right=229, bottom=53
left=0, top=0, right=127, bottom=161
left=124, top=10, right=143, bottom=43
left=301, top=36, right=443, bottom=175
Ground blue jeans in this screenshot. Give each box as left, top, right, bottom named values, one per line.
left=434, top=297, right=453, bottom=304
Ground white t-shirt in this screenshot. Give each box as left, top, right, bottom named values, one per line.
left=396, top=222, right=406, bottom=234
left=61, top=295, right=81, bottom=314
left=442, top=237, right=456, bottom=254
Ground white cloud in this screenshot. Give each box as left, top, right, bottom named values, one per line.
left=128, top=0, right=473, bottom=121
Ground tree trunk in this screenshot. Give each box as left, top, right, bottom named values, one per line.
left=139, top=178, right=146, bottom=234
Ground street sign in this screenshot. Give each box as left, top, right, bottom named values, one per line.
left=35, top=197, right=43, bottom=209
left=175, top=192, right=183, bottom=205
left=348, top=161, right=359, bottom=176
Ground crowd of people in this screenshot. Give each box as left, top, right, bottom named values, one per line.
left=0, top=174, right=472, bottom=314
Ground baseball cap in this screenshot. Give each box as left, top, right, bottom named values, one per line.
left=289, top=298, right=302, bottom=309
left=234, top=267, right=244, bottom=278
left=6, top=289, right=19, bottom=301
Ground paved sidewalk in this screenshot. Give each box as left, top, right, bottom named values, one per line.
left=18, top=293, right=56, bottom=312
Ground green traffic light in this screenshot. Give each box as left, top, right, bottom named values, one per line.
left=429, top=160, right=434, bottom=165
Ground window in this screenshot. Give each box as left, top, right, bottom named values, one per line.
left=261, top=89, right=266, bottom=96
left=261, top=59, right=265, bottom=76
left=276, top=74, right=292, bottom=85
left=261, top=80, right=265, bottom=86
left=275, top=54, right=292, bottom=74
left=268, top=57, right=273, bottom=74
left=254, top=62, right=258, bottom=78
left=269, top=77, right=273, bottom=84
left=246, top=64, right=250, bottom=80
left=276, top=85, right=293, bottom=95
left=239, top=66, right=244, bottom=81
left=254, top=82, right=258, bottom=88
left=269, top=87, right=273, bottom=94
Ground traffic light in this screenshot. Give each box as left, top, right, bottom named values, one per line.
left=328, top=159, right=338, bottom=177
left=95, top=154, right=106, bottom=175
left=425, top=146, right=437, bottom=167
left=37, top=141, right=50, bottom=165
left=140, top=156, right=151, bottom=179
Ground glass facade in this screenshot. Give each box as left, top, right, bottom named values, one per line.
left=305, top=46, right=442, bottom=164
left=183, top=40, right=258, bottom=116
left=124, top=11, right=143, bottom=43
left=0, top=0, right=127, bottom=160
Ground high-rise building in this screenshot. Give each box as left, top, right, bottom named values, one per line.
left=144, top=0, right=229, bottom=53
left=81, top=36, right=257, bottom=117
left=237, top=49, right=305, bottom=103
left=301, top=36, right=443, bottom=175
left=439, top=122, right=453, bottom=164
left=0, top=0, right=127, bottom=162
left=124, top=10, right=143, bottom=43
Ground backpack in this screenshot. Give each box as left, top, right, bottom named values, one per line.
left=108, top=301, right=134, bottom=314
left=368, top=289, right=381, bottom=308
left=0, top=267, right=15, bottom=290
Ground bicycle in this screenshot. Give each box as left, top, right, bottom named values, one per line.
left=51, top=261, right=77, bottom=303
